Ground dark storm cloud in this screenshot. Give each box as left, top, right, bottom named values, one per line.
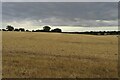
left=2, top=2, right=118, bottom=26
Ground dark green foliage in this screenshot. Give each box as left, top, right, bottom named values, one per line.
left=14, top=28, right=20, bottom=31
left=2, top=29, right=6, bottom=31
left=43, top=26, right=51, bottom=32
left=51, top=28, right=62, bottom=32
left=19, top=28, right=25, bottom=32
left=26, top=30, right=30, bottom=32
left=6, top=25, right=14, bottom=31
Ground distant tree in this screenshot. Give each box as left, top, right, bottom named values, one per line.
left=32, top=30, right=35, bottom=32
left=19, top=28, right=25, bottom=32
left=51, top=28, right=62, bottom=32
left=6, top=25, right=14, bottom=31
left=26, top=30, right=30, bottom=32
left=14, top=28, right=19, bottom=31
left=35, top=30, right=41, bottom=32
left=2, top=29, right=6, bottom=31
left=0, top=29, right=1, bottom=31
left=43, top=26, right=51, bottom=32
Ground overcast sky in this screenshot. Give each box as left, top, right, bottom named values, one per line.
left=2, top=2, right=118, bottom=29
left=2, top=0, right=119, bottom=2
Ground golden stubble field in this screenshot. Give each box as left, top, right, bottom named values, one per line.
left=2, top=32, right=118, bottom=78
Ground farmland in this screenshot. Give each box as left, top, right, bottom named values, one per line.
left=2, top=32, right=118, bottom=78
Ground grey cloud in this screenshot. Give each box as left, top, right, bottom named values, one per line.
left=2, top=0, right=119, bottom=2
left=2, top=2, right=118, bottom=26
left=0, top=2, right=2, bottom=27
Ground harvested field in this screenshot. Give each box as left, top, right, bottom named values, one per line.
left=2, top=32, right=118, bottom=78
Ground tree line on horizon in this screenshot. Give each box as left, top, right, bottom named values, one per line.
left=0, top=25, right=62, bottom=32
left=0, top=25, right=119, bottom=35
left=63, top=31, right=120, bottom=35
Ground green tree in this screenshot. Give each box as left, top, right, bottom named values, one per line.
left=43, top=26, right=51, bottom=32
left=51, top=28, right=62, bottom=32
left=6, top=25, right=14, bottom=31
left=14, top=28, right=19, bottom=31
left=19, top=28, right=25, bottom=32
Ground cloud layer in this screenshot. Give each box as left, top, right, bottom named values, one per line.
left=2, top=0, right=119, bottom=2
left=2, top=2, right=118, bottom=28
